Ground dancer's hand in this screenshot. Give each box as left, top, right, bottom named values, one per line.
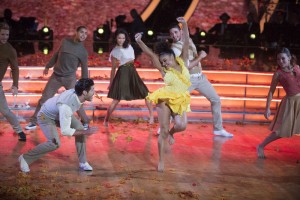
left=134, top=32, right=143, bottom=42
left=43, top=68, right=49, bottom=76
left=264, top=108, right=271, bottom=119
left=11, top=86, right=18, bottom=96
left=73, top=126, right=99, bottom=136
left=199, top=50, right=207, bottom=59
left=176, top=17, right=186, bottom=24
left=84, top=126, right=99, bottom=135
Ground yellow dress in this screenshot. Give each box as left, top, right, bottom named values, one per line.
left=147, top=57, right=191, bottom=115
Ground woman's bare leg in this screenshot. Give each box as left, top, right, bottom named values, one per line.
left=145, top=99, right=154, bottom=124
left=103, top=99, right=120, bottom=127
left=257, top=132, right=281, bottom=159
left=156, top=102, right=171, bottom=172
left=169, top=112, right=187, bottom=145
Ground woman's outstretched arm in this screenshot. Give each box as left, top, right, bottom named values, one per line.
left=177, top=17, right=189, bottom=66
left=135, top=33, right=164, bottom=75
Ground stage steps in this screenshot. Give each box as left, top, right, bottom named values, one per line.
left=1, top=66, right=283, bottom=123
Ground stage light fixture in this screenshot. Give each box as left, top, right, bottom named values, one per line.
left=93, top=42, right=109, bottom=54
left=97, top=47, right=103, bottom=54
left=42, top=27, right=49, bottom=33
left=249, top=52, right=255, bottom=59
left=38, top=41, right=53, bottom=55
left=39, top=26, right=53, bottom=40
left=147, top=30, right=154, bottom=36
left=250, top=33, right=256, bottom=40
left=144, top=29, right=156, bottom=42
left=93, top=26, right=111, bottom=41
left=97, top=27, right=104, bottom=35
left=200, top=31, right=206, bottom=37
left=197, top=30, right=208, bottom=44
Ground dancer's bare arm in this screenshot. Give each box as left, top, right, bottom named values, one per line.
left=177, top=17, right=189, bottom=66
left=135, top=33, right=165, bottom=76
left=188, top=50, right=207, bottom=69
left=108, top=57, right=118, bottom=90
left=264, top=72, right=279, bottom=119
left=73, top=126, right=99, bottom=136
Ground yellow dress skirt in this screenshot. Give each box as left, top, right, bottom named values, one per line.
left=147, top=57, right=191, bottom=116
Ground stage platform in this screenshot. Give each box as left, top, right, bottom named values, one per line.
left=0, top=120, right=299, bottom=199
left=1, top=65, right=286, bottom=124
left=1, top=42, right=300, bottom=199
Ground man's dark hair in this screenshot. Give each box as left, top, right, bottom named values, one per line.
left=75, top=78, right=94, bottom=96
left=168, top=23, right=181, bottom=31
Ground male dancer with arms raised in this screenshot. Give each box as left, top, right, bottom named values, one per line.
left=169, top=23, right=233, bottom=137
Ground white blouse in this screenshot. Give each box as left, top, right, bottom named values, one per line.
left=109, top=44, right=135, bottom=66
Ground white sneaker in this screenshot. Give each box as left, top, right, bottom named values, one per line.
left=213, top=129, right=233, bottom=137
left=25, top=122, right=37, bottom=130
left=18, top=155, right=30, bottom=173
left=79, top=162, right=93, bottom=171
left=83, top=123, right=89, bottom=131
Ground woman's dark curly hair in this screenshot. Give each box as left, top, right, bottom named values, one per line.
left=154, top=41, right=175, bottom=58
left=112, top=28, right=130, bottom=48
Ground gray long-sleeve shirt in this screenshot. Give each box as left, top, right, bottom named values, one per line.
left=46, top=38, right=88, bottom=78
left=0, top=42, right=19, bottom=88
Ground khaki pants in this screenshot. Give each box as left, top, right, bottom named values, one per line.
left=189, top=74, right=223, bottom=131
left=29, top=73, right=88, bottom=124
left=0, top=84, right=22, bottom=133
left=23, top=112, right=87, bottom=165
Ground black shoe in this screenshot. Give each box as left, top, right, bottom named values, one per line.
left=18, top=132, right=26, bottom=141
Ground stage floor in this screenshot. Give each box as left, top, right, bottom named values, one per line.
left=0, top=120, right=300, bottom=199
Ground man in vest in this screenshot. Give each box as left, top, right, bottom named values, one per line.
left=169, top=23, right=233, bottom=137
left=19, top=78, right=98, bottom=173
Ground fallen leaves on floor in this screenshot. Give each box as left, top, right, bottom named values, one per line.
left=177, top=191, right=200, bottom=199
left=125, top=136, right=133, bottom=143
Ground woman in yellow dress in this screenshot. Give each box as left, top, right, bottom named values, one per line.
left=135, top=17, right=190, bottom=172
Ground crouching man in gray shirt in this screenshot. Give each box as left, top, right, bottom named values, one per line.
left=19, top=78, right=98, bottom=173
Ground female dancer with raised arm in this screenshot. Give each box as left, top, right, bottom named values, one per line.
left=104, top=28, right=153, bottom=126
left=135, top=17, right=190, bottom=172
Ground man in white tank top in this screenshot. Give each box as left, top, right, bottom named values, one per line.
left=169, top=23, right=233, bottom=137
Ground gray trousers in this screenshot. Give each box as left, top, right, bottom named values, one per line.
left=0, top=84, right=22, bottom=133
left=23, top=112, right=87, bottom=165
left=189, top=74, right=223, bottom=131
left=29, top=73, right=88, bottom=124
